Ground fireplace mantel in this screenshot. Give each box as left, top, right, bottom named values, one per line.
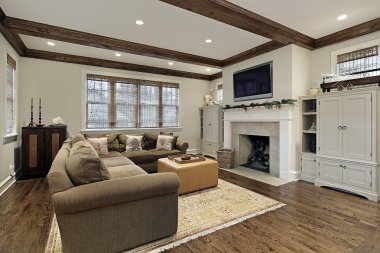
left=223, top=106, right=298, bottom=181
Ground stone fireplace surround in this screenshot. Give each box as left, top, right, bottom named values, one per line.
left=224, top=106, right=297, bottom=181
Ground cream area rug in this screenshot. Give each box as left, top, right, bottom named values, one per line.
left=45, top=179, right=285, bottom=253
left=220, top=167, right=290, bottom=186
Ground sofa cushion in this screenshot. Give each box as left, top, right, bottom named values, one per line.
left=87, top=137, right=109, bottom=155
left=156, top=135, right=175, bottom=150
left=66, top=140, right=110, bottom=186
left=143, top=133, right=158, bottom=150
left=99, top=151, right=123, bottom=158
left=125, top=135, right=143, bottom=152
left=149, top=149, right=182, bottom=159
left=70, top=134, right=86, bottom=145
left=100, top=156, right=135, bottom=168
left=160, top=132, right=178, bottom=149
left=108, top=165, right=147, bottom=179
left=84, top=133, right=120, bottom=151
left=122, top=150, right=157, bottom=164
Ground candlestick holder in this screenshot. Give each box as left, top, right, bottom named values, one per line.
left=39, top=105, right=42, bottom=125
left=28, top=104, right=34, bottom=126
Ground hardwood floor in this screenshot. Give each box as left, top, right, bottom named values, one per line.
left=1, top=170, right=380, bottom=253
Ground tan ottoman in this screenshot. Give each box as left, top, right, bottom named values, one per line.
left=157, top=158, right=218, bottom=195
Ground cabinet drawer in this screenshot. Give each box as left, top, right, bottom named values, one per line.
left=202, top=141, right=218, bottom=156
left=343, top=164, right=372, bottom=190
left=319, top=160, right=342, bottom=183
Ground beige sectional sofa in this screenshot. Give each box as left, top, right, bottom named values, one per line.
left=86, top=133, right=189, bottom=173
left=47, top=136, right=181, bottom=253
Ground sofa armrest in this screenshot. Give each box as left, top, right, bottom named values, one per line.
left=52, top=172, right=180, bottom=215
left=175, top=138, right=189, bottom=154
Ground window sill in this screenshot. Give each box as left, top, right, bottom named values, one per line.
left=81, top=127, right=183, bottom=134
left=3, top=133, right=18, bottom=144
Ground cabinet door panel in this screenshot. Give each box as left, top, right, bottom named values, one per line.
left=342, top=93, right=372, bottom=161
left=202, top=109, right=212, bottom=140
left=343, top=164, right=372, bottom=190
left=211, top=109, right=219, bottom=142
left=302, top=156, right=316, bottom=175
left=319, top=97, right=342, bottom=157
left=319, top=160, right=342, bottom=183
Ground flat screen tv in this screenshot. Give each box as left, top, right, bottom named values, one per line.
left=233, top=61, right=273, bottom=101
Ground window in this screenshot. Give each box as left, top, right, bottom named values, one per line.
left=5, top=54, right=16, bottom=135
left=86, top=74, right=179, bottom=129
left=217, top=84, right=223, bottom=102
left=337, top=45, right=379, bottom=77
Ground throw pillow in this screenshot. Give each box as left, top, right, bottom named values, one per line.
left=156, top=135, right=175, bottom=150
left=87, top=137, right=109, bottom=155
left=66, top=140, right=110, bottom=186
left=125, top=135, right=143, bottom=152
left=70, top=134, right=86, bottom=145
left=143, top=133, right=158, bottom=150
left=159, top=132, right=178, bottom=149
left=84, top=133, right=120, bottom=151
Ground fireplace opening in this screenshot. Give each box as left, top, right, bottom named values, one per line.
left=240, top=135, right=270, bottom=173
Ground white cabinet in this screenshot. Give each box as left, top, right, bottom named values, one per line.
left=319, top=93, right=372, bottom=161
left=316, top=158, right=373, bottom=192
left=315, top=88, right=379, bottom=202
left=200, top=105, right=223, bottom=158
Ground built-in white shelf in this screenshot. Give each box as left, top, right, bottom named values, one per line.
left=303, top=112, right=317, bottom=115
left=303, top=130, right=317, bottom=134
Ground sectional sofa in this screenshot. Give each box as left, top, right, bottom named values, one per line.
left=47, top=134, right=183, bottom=252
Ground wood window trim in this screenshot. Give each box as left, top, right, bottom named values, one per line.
left=86, top=74, right=180, bottom=129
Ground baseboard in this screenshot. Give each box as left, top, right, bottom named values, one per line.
left=0, top=176, right=16, bottom=197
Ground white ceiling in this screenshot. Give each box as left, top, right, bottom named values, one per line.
left=1, top=0, right=380, bottom=74
left=229, top=0, right=380, bottom=38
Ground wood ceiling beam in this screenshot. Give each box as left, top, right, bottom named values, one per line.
left=3, top=16, right=223, bottom=68
left=315, top=18, right=380, bottom=49
left=0, top=9, right=26, bottom=55
left=210, top=71, right=222, bottom=81
left=24, top=49, right=213, bottom=81
left=159, top=0, right=315, bottom=50
left=223, top=41, right=285, bottom=66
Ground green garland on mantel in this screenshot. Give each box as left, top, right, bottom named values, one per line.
left=223, top=99, right=298, bottom=111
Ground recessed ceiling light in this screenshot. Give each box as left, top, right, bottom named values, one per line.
left=206, top=68, right=211, bottom=72
left=115, top=53, right=121, bottom=57
left=337, top=14, right=348, bottom=21
left=168, top=61, right=174, bottom=65
left=136, top=20, right=144, bottom=25
left=205, top=39, right=212, bottom=43
left=47, top=41, right=55, bottom=46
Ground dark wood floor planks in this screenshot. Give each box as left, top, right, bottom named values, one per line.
left=1, top=169, right=380, bottom=253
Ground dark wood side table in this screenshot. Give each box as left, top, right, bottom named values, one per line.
left=19, top=125, right=67, bottom=179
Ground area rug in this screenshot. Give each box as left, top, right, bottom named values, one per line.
left=45, top=179, right=285, bottom=253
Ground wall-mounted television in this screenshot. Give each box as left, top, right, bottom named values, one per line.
left=233, top=61, right=273, bottom=101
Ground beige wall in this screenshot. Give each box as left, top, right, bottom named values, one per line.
left=19, top=59, right=210, bottom=151
left=0, top=34, right=20, bottom=187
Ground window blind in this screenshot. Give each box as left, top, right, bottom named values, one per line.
left=86, top=74, right=179, bottom=129
left=337, top=45, right=379, bottom=77
left=5, top=54, right=16, bottom=135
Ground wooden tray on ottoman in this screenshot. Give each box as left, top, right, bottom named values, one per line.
left=168, top=154, right=206, bottom=164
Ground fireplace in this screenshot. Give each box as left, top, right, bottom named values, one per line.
left=223, top=106, right=298, bottom=180
left=240, top=135, right=270, bottom=173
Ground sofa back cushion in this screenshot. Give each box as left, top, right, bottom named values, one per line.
left=84, top=133, right=120, bottom=152
left=66, top=140, right=111, bottom=186
left=143, top=133, right=158, bottom=150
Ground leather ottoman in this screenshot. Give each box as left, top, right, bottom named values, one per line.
left=157, top=158, right=218, bottom=195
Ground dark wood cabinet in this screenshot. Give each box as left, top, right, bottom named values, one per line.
left=20, top=125, right=67, bottom=179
